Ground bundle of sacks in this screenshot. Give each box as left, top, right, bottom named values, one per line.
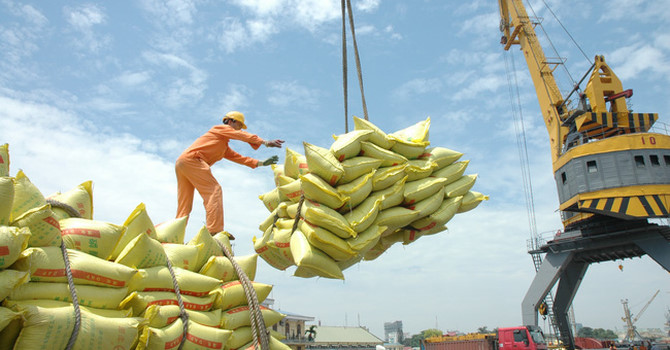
left=256, top=117, right=489, bottom=280
left=0, top=143, right=289, bottom=350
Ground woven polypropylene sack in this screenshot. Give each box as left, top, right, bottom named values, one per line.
left=213, top=281, right=273, bottom=311
left=60, top=217, right=125, bottom=259
left=368, top=175, right=407, bottom=210
left=299, top=220, right=356, bottom=261
left=259, top=187, right=283, bottom=212
left=290, top=231, right=343, bottom=280
left=0, top=176, right=14, bottom=226
left=432, top=160, right=469, bottom=185
left=220, top=305, right=285, bottom=330
left=9, top=281, right=128, bottom=309
left=400, top=224, right=448, bottom=245
left=12, top=204, right=62, bottom=248
left=390, top=138, right=427, bottom=160
left=403, top=177, right=448, bottom=205
left=14, top=246, right=137, bottom=288
left=419, top=146, right=463, bottom=169
left=410, top=196, right=463, bottom=231
left=143, top=304, right=222, bottom=328
left=47, top=180, right=93, bottom=220
left=371, top=164, right=407, bottom=191
left=374, top=207, right=421, bottom=232
left=342, top=196, right=382, bottom=234
left=303, top=142, right=344, bottom=186
left=359, top=141, right=407, bottom=167
left=10, top=170, right=46, bottom=223
left=346, top=224, right=385, bottom=255
left=277, top=178, right=303, bottom=203
left=336, top=170, right=374, bottom=209
left=388, top=117, right=431, bottom=145
left=268, top=226, right=294, bottom=266
left=163, top=243, right=202, bottom=272
left=338, top=156, right=383, bottom=185
left=0, top=269, right=28, bottom=300
left=120, top=291, right=218, bottom=316
left=404, top=159, right=436, bottom=182
left=154, top=216, right=188, bottom=244
left=115, top=233, right=167, bottom=269
left=404, top=187, right=445, bottom=219
left=12, top=305, right=142, bottom=350
left=199, top=253, right=258, bottom=282
left=5, top=299, right=131, bottom=318
left=300, top=199, right=356, bottom=239
left=330, top=129, right=373, bottom=162
left=0, top=144, right=9, bottom=177
left=111, top=202, right=158, bottom=260
left=300, top=173, right=349, bottom=210
left=254, top=226, right=293, bottom=271
left=0, top=305, right=22, bottom=348
left=187, top=227, right=232, bottom=272
left=137, top=317, right=231, bottom=350
left=353, top=116, right=395, bottom=149
left=128, top=266, right=221, bottom=297
left=284, top=148, right=309, bottom=179
left=458, top=191, right=489, bottom=213
left=0, top=226, right=30, bottom=269
left=444, top=174, right=478, bottom=198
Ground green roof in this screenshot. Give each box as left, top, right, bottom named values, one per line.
left=311, top=326, right=384, bottom=344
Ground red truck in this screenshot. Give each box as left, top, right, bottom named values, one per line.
left=421, top=326, right=548, bottom=350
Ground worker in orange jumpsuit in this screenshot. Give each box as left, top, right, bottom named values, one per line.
left=175, top=111, right=284, bottom=238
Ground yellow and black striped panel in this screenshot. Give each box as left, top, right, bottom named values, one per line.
left=622, top=113, right=658, bottom=133
left=576, top=112, right=619, bottom=139
left=579, top=194, right=670, bottom=219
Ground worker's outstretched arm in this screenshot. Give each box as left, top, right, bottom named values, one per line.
left=263, top=139, right=284, bottom=148
left=258, top=155, right=279, bottom=167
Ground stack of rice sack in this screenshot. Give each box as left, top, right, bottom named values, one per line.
left=256, top=117, right=488, bottom=280
left=0, top=143, right=289, bottom=350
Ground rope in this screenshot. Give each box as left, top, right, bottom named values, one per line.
left=340, top=0, right=369, bottom=133
left=345, top=0, right=369, bottom=122
left=290, top=195, right=305, bottom=234
left=166, top=257, right=189, bottom=350
left=60, top=241, right=81, bottom=350
left=341, top=0, right=349, bottom=133
left=47, top=199, right=82, bottom=218
left=215, top=239, right=270, bottom=350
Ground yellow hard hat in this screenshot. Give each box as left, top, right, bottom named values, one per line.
left=222, top=111, right=247, bottom=129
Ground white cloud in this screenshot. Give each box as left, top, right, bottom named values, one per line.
left=115, top=71, right=152, bottom=87
left=392, top=78, right=442, bottom=100
left=139, top=0, right=197, bottom=26
left=609, top=43, right=670, bottom=81
left=142, top=51, right=208, bottom=108
left=267, top=81, right=320, bottom=109
left=63, top=4, right=110, bottom=53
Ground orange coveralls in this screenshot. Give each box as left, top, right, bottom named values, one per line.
left=176, top=124, right=264, bottom=233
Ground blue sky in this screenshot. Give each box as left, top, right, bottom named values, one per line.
left=1, top=0, right=669, bottom=339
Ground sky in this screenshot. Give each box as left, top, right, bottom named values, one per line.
left=1, top=0, right=670, bottom=340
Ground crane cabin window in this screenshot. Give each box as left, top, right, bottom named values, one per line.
left=587, top=160, right=598, bottom=173
left=664, top=155, right=670, bottom=166
left=650, top=154, right=660, bottom=166
left=561, top=172, right=567, bottom=184
left=635, top=155, right=645, bottom=168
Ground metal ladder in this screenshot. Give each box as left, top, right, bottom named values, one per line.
left=529, top=238, right=562, bottom=344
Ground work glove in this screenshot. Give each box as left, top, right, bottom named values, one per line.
left=260, top=155, right=279, bottom=166
left=264, top=139, right=285, bottom=148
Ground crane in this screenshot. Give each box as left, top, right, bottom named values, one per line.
left=497, top=1, right=670, bottom=349
left=621, top=290, right=660, bottom=342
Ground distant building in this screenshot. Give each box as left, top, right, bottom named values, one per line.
left=273, top=308, right=315, bottom=350
left=385, top=321, right=404, bottom=343
left=306, top=326, right=384, bottom=350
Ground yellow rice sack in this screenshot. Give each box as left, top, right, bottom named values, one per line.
left=330, top=130, right=373, bottom=162
left=5, top=299, right=131, bottom=318
left=163, top=243, right=202, bottom=272
left=12, top=305, right=142, bottom=350
left=299, top=220, right=356, bottom=261
left=143, top=304, right=222, bottom=328
left=120, top=291, right=217, bottom=316
left=374, top=207, right=421, bottom=232
left=300, top=173, right=349, bottom=210
left=444, top=174, right=477, bottom=198
left=390, top=139, right=427, bottom=160
left=9, top=281, right=128, bottom=309
left=268, top=226, right=294, bottom=266
left=403, top=177, right=448, bottom=205
left=111, top=202, right=158, bottom=260
left=346, top=224, right=385, bottom=255
left=155, top=216, right=188, bottom=244
left=337, top=171, right=375, bottom=209
left=300, top=199, right=356, bottom=239
left=411, top=196, right=463, bottom=230
left=0, top=176, right=14, bottom=226
left=0, top=306, right=21, bottom=348
left=128, top=266, right=222, bottom=297
left=259, top=187, right=283, bottom=212
left=338, top=156, right=383, bottom=185
left=137, top=317, right=231, bottom=350
left=337, top=255, right=363, bottom=271
left=115, top=233, right=167, bottom=269
left=419, top=147, right=463, bottom=169
left=404, top=159, right=436, bottom=181
left=220, top=306, right=284, bottom=330
left=239, top=336, right=292, bottom=350
left=188, top=227, right=232, bottom=272
left=404, top=187, right=445, bottom=219
left=353, top=116, right=395, bottom=149
left=0, top=226, right=30, bottom=268
left=13, top=246, right=137, bottom=288
left=277, top=178, right=303, bottom=203
left=0, top=269, right=29, bottom=300
left=432, top=160, right=469, bottom=184
left=199, top=254, right=258, bottom=282
left=12, top=204, right=62, bottom=247
left=47, top=180, right=94, bottom=220
left=275, top=174, right=295, bottom=187
left=303, top=142, right=344, bottom=186
left=389, top=117, right=431, bottom=144
left=342, top=196, right=382, bottom=233
left=60, top=217, right=125, bottom=259
left=399, top=224, right=448, bottom=245
left=271, top=164, right=285, bottom=186
left=227, top=326, right=258, bottom=350
left=213, top=281, right=273, bottom=311
left=368, top=175, right=407, bottom=210
left=284, top=148, right=309, bottom=179
left=458, top=191, right=489, bottom=213
left=10, top=170, right=46, bottom=222
left=290, top=231, right=343, bottom=280
left=0, top=144, right=8, bottom=177
left=293, top=265, right=320, bottom=278
left=362, top=238, right=393, bottom=261
left=254, top=226, right=293, bottom=271
left=371, top=164, right=407, bottom=191
left=359, top=141, right=407, bottom=167
left=259, top=202, right=289, bottom=232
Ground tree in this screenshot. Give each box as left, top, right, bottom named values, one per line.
left=404, top=329, right=444, bottom=348
left=478, top=327, right=491, bottom=334
left=578, top=327, right=618, bottom=340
